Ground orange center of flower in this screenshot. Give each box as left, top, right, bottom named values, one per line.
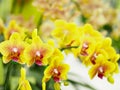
left=9, top=47, right=20, bottom=62
left=35, top=51, right=43, bottom=66
left=90, top=53, right=98, bottom=64
left=98, top=66, right=104, bottom=79
left=53, top=68, right=61, bottom=82
left=80, top=43, right=89, bottom=56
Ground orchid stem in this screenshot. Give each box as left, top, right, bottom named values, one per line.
left=60, top=46, right=78, bottom=51
left=37, top=14, right=43, bottom=30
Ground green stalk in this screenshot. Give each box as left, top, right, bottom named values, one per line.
left=37, top=14, right=43, bottom=30
left=11, top=0, right=17, bottom=13
left=19, top=0, right=25, bottom=13
left=60, top=46, right=78, bottom=51
left=0, top=58, right=4, bottom=85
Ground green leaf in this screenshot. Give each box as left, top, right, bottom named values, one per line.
left=0, top=58, right=4, bottom=85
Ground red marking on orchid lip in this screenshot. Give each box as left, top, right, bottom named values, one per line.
left=12, top=57, right=19, bottom=62
left=98, top=73, right=104, bottom=79
left=90, top=56, right=96, bottom=64
left=57, top=72, right=61, bottom=76
left=98, top=66, right=104, bottom=79
left=35, top=60, right=42, bottom=66
left=91, top=53, right=98, bottom=64
left=80, top=43, right=89, bottom=56
left=10, top=48, right=20, bottom=62
left=91, top=59, right=96, bottom=64
left=80, top=51, right=88, bottom=56
left=53, top=76, right=60, bottom=82
left=35, top=53, right=44, bottom=66
left=40, top=54, right=43, bottom=59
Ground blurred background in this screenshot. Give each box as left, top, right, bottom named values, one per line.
left=0, top=0, right=120, bottom=90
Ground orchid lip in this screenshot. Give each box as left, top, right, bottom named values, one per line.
left=53, top=76, right=60, bottom=82
left=35, top=60, right=42, bottom=66
left=12, top=57, right=18, bottom=62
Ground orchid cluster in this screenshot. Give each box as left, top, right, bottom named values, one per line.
left=32, top=0, right=120, bottom=49
left=0, top=18, right=119, bottom=90
left=0, top=0, right=120, bottom=90
left=52, top=20, right=120, bottom=84
left=0, top=20, right=69, bottom=90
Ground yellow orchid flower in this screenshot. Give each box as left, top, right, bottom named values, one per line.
left=71, top=24, right=104, bottom=65
left=0, top=32, right=27, bottom=64
left=42, top=58, right=70, bottom=90
left=79, top=24, right=103, bottom=49
left=88, top=56, right=116, bottom=80
left=72, top=35, right=96, bottom=66
left=82, top=24, right=103, bottom=41
left=17, top=67, right=32, bottom=90
left=88, top=51, right=108, bottom=66
left=52, top=20, right=80, bottom=48
left=100, top=37, right=117, bottom=59
left=4, top=20, right=25, bottom=40
left=86, top=37, right=118, bottom=65
left=80, top=36, right=96, bottom=57
left=24, top=36, right=53, bottom=67
left=44, top=59, right=69, bottom=82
